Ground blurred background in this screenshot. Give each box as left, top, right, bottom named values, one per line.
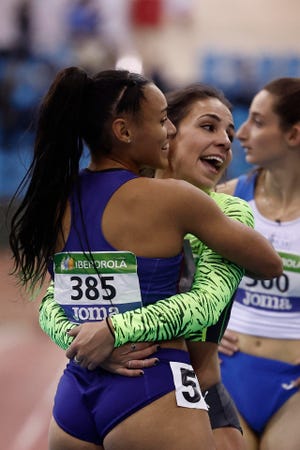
left=0, top=1, right=299, bottom=448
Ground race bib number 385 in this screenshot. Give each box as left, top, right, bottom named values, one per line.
left=54, top=251, right=142, bottom=323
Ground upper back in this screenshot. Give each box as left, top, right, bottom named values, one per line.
left=100, top=174, right=194, bottom=257
left=61, top=168, right=192, bottom=258
left=63, top=168, right=138, bottom=252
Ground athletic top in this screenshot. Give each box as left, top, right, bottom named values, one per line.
left=39, top=188, right=254, bottom=349
left=50, top=168, right=182, bottom=324
left=227, top=172, right=300, bottom=339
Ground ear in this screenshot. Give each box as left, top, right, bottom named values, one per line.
left=112, top=118, right=131, bottom=143
left=286, top=122, right=300, bottom=147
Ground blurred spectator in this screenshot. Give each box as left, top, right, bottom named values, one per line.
left=67, top=0, right=100, bottom=41
left=65, top=0, right=116, bottom=72
left=15, top=0, right=32, bottom=58
left=0, top=0, right=29, bottom=57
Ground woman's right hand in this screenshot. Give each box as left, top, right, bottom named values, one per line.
left=219, top=330, right=240, bottom=356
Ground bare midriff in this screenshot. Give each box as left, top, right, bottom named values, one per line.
left=233, top=331, right=300, bottom=363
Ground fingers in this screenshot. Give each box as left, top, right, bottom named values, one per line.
left=67, top=325, right=80, bottom=337
left=219, top=331, right=239, bottom=356
left=66, top=338, right=82, bottom=359
left=87, top=362, right=98, bottom=371
left=66, top=344, right=76, bottom=360
left=71, top=353, right=86, bottom=367
left=218, top=344, right=237, bottom=356
left=65, top=327, right=81, bottom=360
left=113, top=357, right=160, bottom=377
left=116, top=368, right=145, bottom=377
left=126, top=357, right=159, bottom=370
left=68, top=341, right=160, bottom=373
left=223, top=330, right=239, bottom=343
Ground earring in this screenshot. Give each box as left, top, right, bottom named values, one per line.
left=127, top=138, right=131, bottom=143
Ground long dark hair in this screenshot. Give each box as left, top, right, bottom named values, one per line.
left=166, top=82, right=232, bottom=129
left=9, top=67, right=150, bottom=289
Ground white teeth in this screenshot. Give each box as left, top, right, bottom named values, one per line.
left=203, top=155, right=224, bottom=167
left=204, top=156, right=224, bottom=163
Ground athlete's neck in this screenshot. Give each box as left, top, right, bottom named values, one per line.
left=89, top=156, right=138, bottom=174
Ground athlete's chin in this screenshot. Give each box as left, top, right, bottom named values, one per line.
left=245, top=154, right=257, bottom=165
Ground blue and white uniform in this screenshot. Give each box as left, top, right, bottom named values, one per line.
left=52, top=168, right=207, bottom=445
left=221, top=172, right=300, bottom=433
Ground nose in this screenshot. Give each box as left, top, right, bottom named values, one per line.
left=167, top=118, right=176, bottom=138
left=236, top=121, right=247, bottom=141
left=217, top=130, right=231, bottom=151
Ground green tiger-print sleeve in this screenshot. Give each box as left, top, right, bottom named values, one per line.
left=39, top=282, right=76, bottom=350
left=39, top=192, right=254, bottom=348
left=111, top=193, right=254, bottom=345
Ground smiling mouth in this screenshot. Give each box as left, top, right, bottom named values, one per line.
left=201, top=155, right=224, bottom=170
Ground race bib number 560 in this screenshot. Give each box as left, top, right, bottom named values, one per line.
left=53, top=251, right=142, bottom=323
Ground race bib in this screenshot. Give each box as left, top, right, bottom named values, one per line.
left=169, top=361, right=208, bottom=410
left=54, top=251, right=142, bottom=323
left=235, top=251, right=300, bottom=312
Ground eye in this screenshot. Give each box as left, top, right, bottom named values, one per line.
left=160, top=116, right=168, bottom=125
left=253, top=118, right=263, bottom=127
left=250, top=114, right=264, bottom=127
left=201, top=124, right=215, bottom=132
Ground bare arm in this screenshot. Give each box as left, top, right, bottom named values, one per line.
left=169, top=179, right=282, bottom=279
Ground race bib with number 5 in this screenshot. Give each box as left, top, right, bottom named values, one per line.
left=169, top=361, right=208, bottom=410
left=53, top=251, right=142, bottom=323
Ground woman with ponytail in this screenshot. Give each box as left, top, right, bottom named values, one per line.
left=9, top=67, right=281, bottom=450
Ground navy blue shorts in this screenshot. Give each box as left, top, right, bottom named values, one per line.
left=53, top=348, right=206, bottom=445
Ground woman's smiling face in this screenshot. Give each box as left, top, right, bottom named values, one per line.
left=168, top=97, right=234, bottom=191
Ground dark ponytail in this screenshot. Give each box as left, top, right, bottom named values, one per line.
left=9, top=67, right=89, bottom=288
left=9, top=67, right=151, bottom=290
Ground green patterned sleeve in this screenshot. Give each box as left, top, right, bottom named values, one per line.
left=39, top=281, right=77, bottom=350
left=39, top=192, right=254, bottom=348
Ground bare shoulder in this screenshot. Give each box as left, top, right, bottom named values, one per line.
left=133, top=177, right=211, bottom=218
left=216, top=178, right=238, bottom=196
left=139, top=177, right=202, bottom=200
left=120, top=176, right=203, bottom=212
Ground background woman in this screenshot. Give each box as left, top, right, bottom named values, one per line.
left=218, top=77, right=300, bottom=450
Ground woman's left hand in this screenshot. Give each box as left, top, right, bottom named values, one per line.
left=100, top=343, right=160, bottom=376
left=66, top=321, right=159, bottom=374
